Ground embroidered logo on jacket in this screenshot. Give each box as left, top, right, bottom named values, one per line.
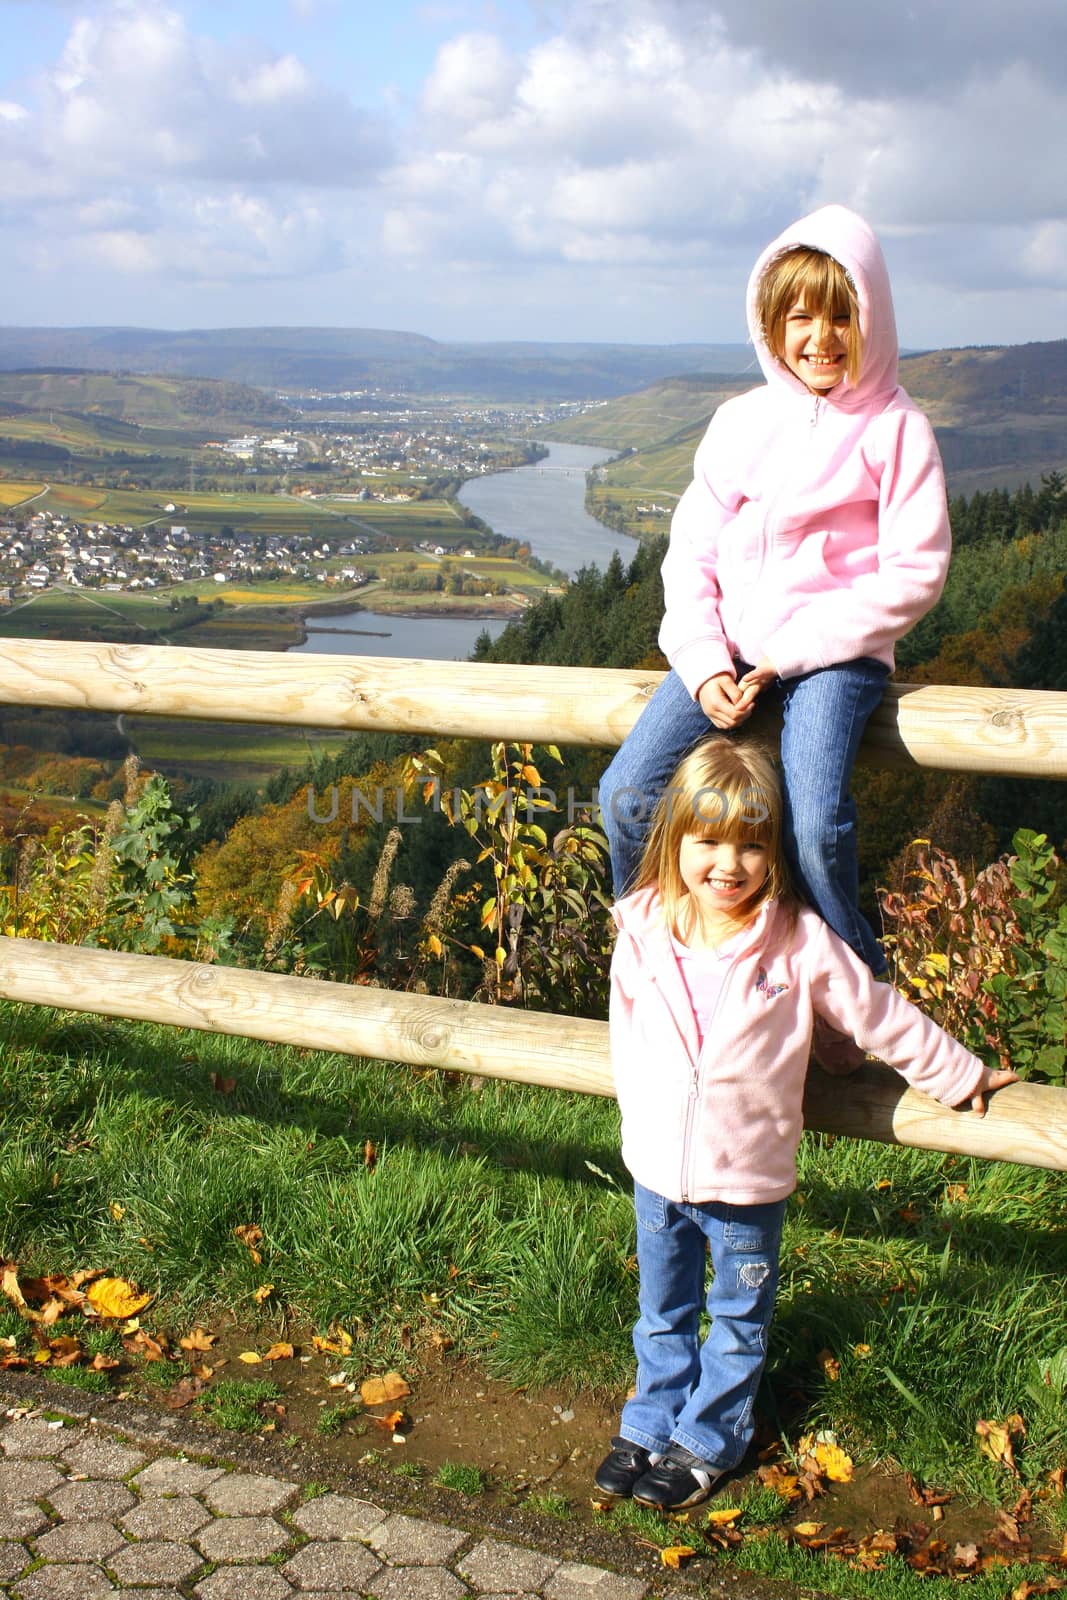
left=755, top=965, right=788, bottom=1000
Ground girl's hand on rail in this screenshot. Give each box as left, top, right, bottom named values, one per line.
left=966, top=1068, right=1019, bottom=1116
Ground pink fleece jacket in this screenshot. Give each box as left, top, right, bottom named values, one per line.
left=610, top=888, right=987, bottom=1205
left=659, top=204, right=951, bottom=693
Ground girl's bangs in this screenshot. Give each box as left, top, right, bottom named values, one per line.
left=683, top=780, right=775, bottom=845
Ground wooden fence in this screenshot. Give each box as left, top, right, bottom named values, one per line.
left=1, top=636, right=1066, bottom=1170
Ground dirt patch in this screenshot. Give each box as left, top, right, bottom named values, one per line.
left=102, top=1315, right=1064, bottom=1568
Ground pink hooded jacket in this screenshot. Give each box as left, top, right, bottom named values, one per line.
left=610, top=888, right=987, bottom=1206
left=659, top=205, right=951, bottom=693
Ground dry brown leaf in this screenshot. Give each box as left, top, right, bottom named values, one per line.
left=905, top=1471, right=952, bottom=1508
left=263, top=1343, right=294, bottom=1362
left=85, top=1277, right=152, bottom=1320
left=757, top=1463, right=801, bottom=1502
left=360, top=1371, right=410, bottom=1406
left=165, top=1376, right=205, bottom=1410
left=953, top=1542, right=980, bottom=1570
left=1012, top=1487, right=1034, bottom=1524
left=210, top=1073, right=237, bottom=1095
left=1012, top=1582, right=1064, bottom=1600
left=90, top=1352, right=120, bottom=1372
left=660, top=1546, right=695, bottom=1569
left=179, top=1327, right=216, bottom=1352
left=364, top=1139, right=377, bottom=1172
left=233, top=1224, right=263, bottom=1265
left=190, top=1362, right=215, bottom=1381
left=818, top=1348, right=841, bottom=1382
left=1048, top=1466, right=1066, bottom=1499
left=0, top=1351, right=28, bottom=1370
left=47, top=1335, right=83, bottom=1368
left=121, top=1329, right=168, bottom=1362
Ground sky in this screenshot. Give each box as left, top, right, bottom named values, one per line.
left=1, top=0, right=1066, bottom=349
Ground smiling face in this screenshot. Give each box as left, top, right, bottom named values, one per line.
left=780, top=297, right=851, bottom=393
left=677, top=832, right=770, bottom=934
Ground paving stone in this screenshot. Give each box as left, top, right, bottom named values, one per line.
left=366, top=1569, right=469, bottom=1600
left=0, top=1418, right=69, bottom=1458
left=34, top=1517, right=127, bottom=1562
left=16, top=1563, right=116, bottom=1600
left=132, top=1456, right=225, bottom=1496
left=112, top=1591, right=185, bottom=1600
left=122, top=1492, right=213, bottom=1540
left=545, top=1566, right=649, bottom=1600
left=283, top=1539, right=381, bottom=1591
left=0, top=1541, right=29, bottom=1581
left=194, top=1570, right=294, bottom=1600
left=368, top=1511, right=467, bottom=1564
left=196, top=1513, right=290, bottom=1562
left=203, top=1470, right=297, bottom=1517
left=0, top=1457, right=64, bottom=1502
left=109, top=1538, right=205, bottom=1587
left=47, top=1476, right=136, bottom=1521
left=60, top=1432, right=149, bottom=1480
left=0, top=1502, right=50, bottom=1539
left=461, top=1538, right=559, bottom=1593
left=290, top=1492, right=386, bottom=1541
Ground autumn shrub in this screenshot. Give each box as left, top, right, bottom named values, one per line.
left=879, top=830, right=1067, bottom=1084
left=0, top=761, right=231, bottom=959
left=406, top=741, right=614, bottom=1015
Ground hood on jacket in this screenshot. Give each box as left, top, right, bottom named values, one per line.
left=745, top=204, right=899, bottom=410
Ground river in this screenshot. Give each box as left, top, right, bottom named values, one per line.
left=456, top=441, right=632, bottom=577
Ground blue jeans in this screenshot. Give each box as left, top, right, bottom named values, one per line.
left=620, top=1183, right=786, bottom=1468
left=599, top=660, right=889, bottom=973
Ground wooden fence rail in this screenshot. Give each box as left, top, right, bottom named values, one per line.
left=1, top=637, right=1066, bottom=1170
left=2, top=637, right=1067, bottom=772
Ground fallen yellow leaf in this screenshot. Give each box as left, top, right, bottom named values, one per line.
left=818, top=1348, right=841, bottom=1382
left=814, top=1442, right=854, bottom=1483
left=794, top=1521, right=825, bottom=1537
left=253, top=1283, right=274, bottom=1304
left=85, top=1277, right=152, bottom=1320
left=109, top=1202, right=125, bottom=1221
left=233, top=1224, right=263, bottom=1265
left=976, top=1414, right=1026, bottom=1472
left=1, top=1265, right=27, bottom=1310
left=706, top=1507, right=743, bottom=1525
left=263, top=1343, right=294, bottom=1362
left=312, top=1327, right=354, bottom=1357
left=660, top=1546, right=695, bottom=1569
left=239, top=1351, right=263, bottom=1364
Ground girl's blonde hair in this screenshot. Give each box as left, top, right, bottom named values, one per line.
left=756, top=246, right=863, bottom=386
left=633, top=740, right=794, bottom=937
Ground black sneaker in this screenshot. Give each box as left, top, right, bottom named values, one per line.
left=632, top=1444, right=723, bottom=1510
left=593, top=1436, right=656, bottom=1498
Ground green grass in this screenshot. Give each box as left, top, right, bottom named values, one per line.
left=199, top=1378, right=283, bottom=1433
left=316, top=1401, right=361, bottom=1435
left=0, top=999, right=1064, bottom=1512
left=435, top=1460, right=486, bottom=1494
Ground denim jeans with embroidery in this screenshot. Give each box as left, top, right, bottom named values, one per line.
left=599, top=660, right=890, bottom=973
left=620, top=1182, right=787, bottom=1468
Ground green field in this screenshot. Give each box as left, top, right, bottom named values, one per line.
left=125, top=716, right=350, bottom=780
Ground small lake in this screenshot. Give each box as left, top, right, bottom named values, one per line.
left=457, top=441, right=635, bottom=577
left=293, top=608, right=507, bottom=661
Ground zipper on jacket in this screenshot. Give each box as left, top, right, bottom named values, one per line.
left=679, top=957, right=738, bottom=1203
